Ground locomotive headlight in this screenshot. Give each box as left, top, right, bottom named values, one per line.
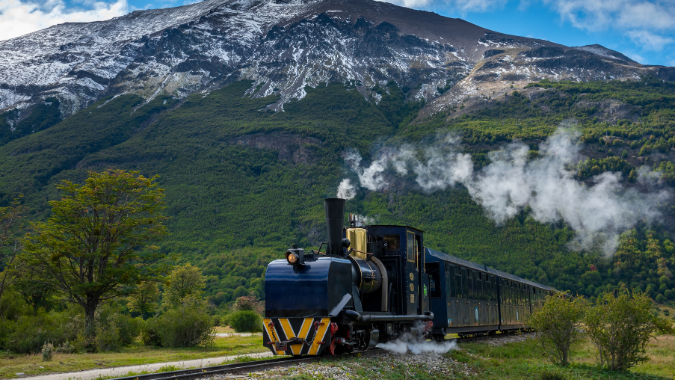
left=285, top=245, right=305, bottom=266
left=286, top=252, right=299, bottom=264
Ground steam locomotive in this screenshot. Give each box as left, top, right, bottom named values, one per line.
left=263, top=198, right=554, bottom=356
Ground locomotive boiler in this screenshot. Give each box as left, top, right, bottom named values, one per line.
left=263, top=198, right=555, bottom=356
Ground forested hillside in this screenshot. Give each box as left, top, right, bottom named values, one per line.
left=1, top=77, right=675, bottom=308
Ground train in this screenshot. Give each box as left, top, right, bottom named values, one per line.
left=262, top=198, right=555, bottom=356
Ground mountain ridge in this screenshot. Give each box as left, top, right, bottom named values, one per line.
left=2, top=0, right=673, bottom=132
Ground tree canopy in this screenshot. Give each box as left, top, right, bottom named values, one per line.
left=20, top=169, right=168, bottom=335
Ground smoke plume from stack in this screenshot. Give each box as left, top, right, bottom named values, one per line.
left=337, top=125, right=670, bottom=255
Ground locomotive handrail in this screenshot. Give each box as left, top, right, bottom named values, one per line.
left=349, top=248, right=372, bottom=255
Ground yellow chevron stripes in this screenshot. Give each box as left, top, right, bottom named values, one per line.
left=278, top=318, right=296, bottom=355
left=308, top=318, right=331, bottom=355
left=298, top=318, right=312, bottom=342
left=262, top=318, right=280, bottom=354
left=293, top=318, right=313, bottom=355
left=265, top=318, right=328, bottom=356
left=278, top=318, right=314, bottom=355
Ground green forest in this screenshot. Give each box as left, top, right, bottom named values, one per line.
left=1, top=76, right=675, bottom=310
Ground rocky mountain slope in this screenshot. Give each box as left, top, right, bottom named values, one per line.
left=2, top=0, right=673, bottom=128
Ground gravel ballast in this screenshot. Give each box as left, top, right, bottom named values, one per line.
left=204, top=334, right=534, bottom=379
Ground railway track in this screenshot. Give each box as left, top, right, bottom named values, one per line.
left=109, top=332, right=533, bottom=380
left=109, top=349, right=387, bottom=380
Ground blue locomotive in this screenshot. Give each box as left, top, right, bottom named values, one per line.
left=263, top=198, right=554, bottom=356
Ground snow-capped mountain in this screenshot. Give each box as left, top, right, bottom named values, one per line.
left=1, top=0, right=673, bottom=121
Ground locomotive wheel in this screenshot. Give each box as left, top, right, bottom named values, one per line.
left=432, top=334, right=445, bottom=342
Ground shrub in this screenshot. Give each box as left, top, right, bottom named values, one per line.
left=96, top=304, right=142, bottom=351
left=154, top=298, right=214, bottom=348
left=584, top=286, right=674, bottom=371
left=233, top=295, right=264, bottom=315
left=56, top=340, right=75, bottom=354
left=7, top=311, right=79, bottom=353
left=0, top=319, right=12, bottom=349
left=0, top=290, right=31, bottom=321
left=141, top=317, right=163, bottom=346
left=41, top=342, right=54, bottom=361
left=528, top=292, right=586, bottom=366
left=229, top=310, right=262, bottom=333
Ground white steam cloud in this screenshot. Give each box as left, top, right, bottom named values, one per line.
left=376, top=321, right=459, bottom=354
left=337, top=178, right=357, bottom=200
left=338, top=125, right=670, bottom=255
left=377, top=337, right=458, bottom=354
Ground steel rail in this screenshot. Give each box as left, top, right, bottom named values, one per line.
left=108, top=349, right=387, bottom=380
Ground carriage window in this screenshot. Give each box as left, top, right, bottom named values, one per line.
left=461, top=267, right=468, bottom=299
left=446, top=263, right=456, bottom=298
left=510, top=283, right=514, bottom=304
left=477, top=272, right=484, bottom=300
left=467, top=270, right=473, bottom=300
left=426, top=263, right=441, bottom=298
left=383, top=234, right=400, bottom=250
left=486, top=275, right=492, bottom=301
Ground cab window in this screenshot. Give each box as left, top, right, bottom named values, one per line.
left=406, top=231, right=415, bottom=262
left=383, top=234, right=400, bottom=250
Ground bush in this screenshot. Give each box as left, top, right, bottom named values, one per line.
left=56, top=340, right=75, bottom=354
left=528, top=292, right=586, bottom=366
left=584, top=286, right=674, bottom=371
left=233, top=295, right=264, bottom=315
left=0, top=319, right=12, bottom=348
left=95, top=304, right=142, bottom=351
left=229, top=310, right=262, bottom=333
left=6, top=311, right=79, bottom=353
left=0, top=290, right=31, bottom=321
left=154, top=299, right=214, bottom=348
left=41, top=342, right=54, bottom=361
left=141, top=317, right=163, bottom=346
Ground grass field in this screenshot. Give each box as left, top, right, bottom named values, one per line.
left=0, top=335, right=266, bottom=379
left=448, top=335, right=675, bottom=380
left=2, top=332, right=671, bottom=379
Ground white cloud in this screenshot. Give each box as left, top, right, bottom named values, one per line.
left=0, top=0, right=128, bottom=41
left=627, top=52, right=645, bottom=63
left=541, top=0, right=675, bottom=32
left=627, top=30, right=674, bottom=51
left=380, top=0, right=506, bottom=12
left=449, top=0, right=508, bottom=12
left=378, top=0, right=434, bottom=8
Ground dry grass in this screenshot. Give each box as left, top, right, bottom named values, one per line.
left=554, top=334, right=675, bottom=378
left=0, top=335, right=266, bottom=379
left=214, top=326, right=236, bottom=334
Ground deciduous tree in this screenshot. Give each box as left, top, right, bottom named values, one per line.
left=528, top=292, right=586, bottom=366
left=165, top=264, right=205, bottom=307
left=128, top=281, right=160, bottom=319
left=584, top=285, right=674, bottom=371
left=21, top=169, right=168, bottom=337
left=0, top=198, right=26, bottom=301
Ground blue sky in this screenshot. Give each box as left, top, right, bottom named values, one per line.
left=1, top=0, right=674, bottom=66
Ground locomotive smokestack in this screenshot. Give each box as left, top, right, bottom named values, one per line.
left=324, top=198, right=346, bottom=256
